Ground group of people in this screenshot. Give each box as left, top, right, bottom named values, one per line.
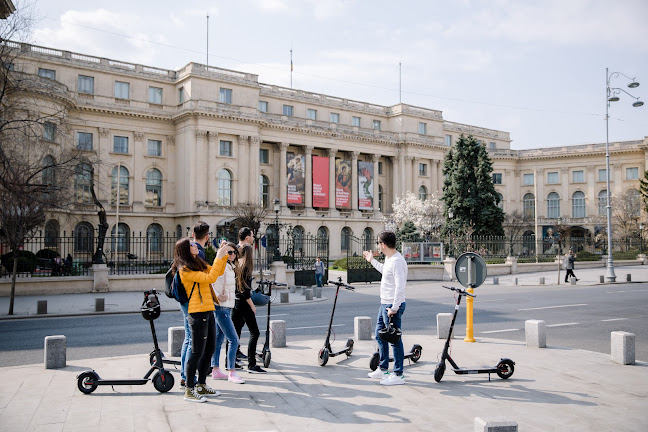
left=171, top=222, right=266, bottom=403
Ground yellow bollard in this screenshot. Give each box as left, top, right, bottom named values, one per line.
left=464, top=287, right=476, bottom=342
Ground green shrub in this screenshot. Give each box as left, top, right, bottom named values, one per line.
left=1, top=250, right=38, bottom=273
left=485, top=258, right=505, bottom=264
left=36, top=249, right=60, bottom=260
left=574, top=251, right=601, bottom=261
left=612, top=250, right=638, bottom=260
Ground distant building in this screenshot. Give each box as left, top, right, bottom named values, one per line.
left=0, top=0, right=15, bottom=19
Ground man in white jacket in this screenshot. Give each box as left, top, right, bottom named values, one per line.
left=363, top=230, right=407, bottom=386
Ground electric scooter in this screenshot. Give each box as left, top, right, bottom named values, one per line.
left=77, top=290, right=175, bottom=394
left=369, top=344, right=423, bottom=371
left=318, top=277, right=355, bottom=366
left=434, top=285, right=515, bottom=382
left=255, top=279, right=287, bottom=368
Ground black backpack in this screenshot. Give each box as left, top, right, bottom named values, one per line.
left=164, top=268, right=195, bottom=304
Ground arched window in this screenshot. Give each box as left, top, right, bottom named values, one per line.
left=74, top=163, right=92, bottom=204
left=496, top=193, right=504, bottom=210
left=598, top=190, right=607, bottom=216
left=572, top=191, right=585, bottom=218
left=260, top=175, right=269, bottom=208
left=418, top=185, right=427, bottom=201
left=217, top=169, right=232, bottom=206
left=317, top=226, right=329, bottom=255
left=74, top=222, right=94, bottom=253
left=522, top=230, right=535, bottom=255
left=378, top=185, right=383, bottom=212
left=42, top=155, right=55, bottom=200
left=547, top=192, right=560, bottom=219
left=44, top=220, right=59, bottom=248
left=145, top=169, right=162, bottom=207
left=176, top=224, right=183, bottom=239
left=341, top=227, right=351, bottom=252
left=362, top=227, right=373, bottom=251
left=111, top=223, right=130, bottom=253
left=293, top=225, right=305, bottom=252
left=523, top=193, right=535, bottom=219
left=147, top=223, right=163, bottom=253
left=111, top=165, right=129, bottom=205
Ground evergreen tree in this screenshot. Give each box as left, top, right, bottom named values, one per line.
left=640, top=170, right=648, bottom=214
left=442, top=134, right=504, bottom=237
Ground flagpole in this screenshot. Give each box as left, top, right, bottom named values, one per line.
left=290, top=49, right=293, bottom=89
left=206, top=13, right=209, bottom=66
left=399, top=62, right=402, bottom=103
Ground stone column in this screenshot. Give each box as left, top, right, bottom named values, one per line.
left=411, top=156, right=419, bottom=195
left=98, top=128, right=110, bottom=203
left=372, top=154, right=380, bottom=212
left=398, top=147, right=406, bottom=197
left=207, top=132, right=218, bottom=204
left=278, top=142, right=289, bottom=208
left=390, top=155, right=398, bottom=213
left=437, top=160, right=443, bottom=195
left=327, top=148, right=339, bottom=216
left=237, top=135, right=250, bottom=204
left=304, top=145, right=314, bottom=213
left=535, top=169, right=544, bottom=218
left=194, top=130, right=207, bottom=207
left=249, top=136, right=261, bottom=204
left=561, top=168, right=569, bottom=218
left=351, top=151, right=360, bottom=214
left=429, top=159, right=437, bottom=195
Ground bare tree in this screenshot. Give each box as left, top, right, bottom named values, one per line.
left=504, top=210, right=532, bottom=256
left=612, top=189, right=642, bottom=250
left=228, top=202, right=270, bottom=241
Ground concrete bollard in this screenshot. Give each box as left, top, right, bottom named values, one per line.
left=44, top=335, right=66, bottom=369
left=474, top=417, right=518, bottom=432
left=304, top=288, right=313, bottom=301
left=611, top=331, right=635, bottom=365
left=354, top=316, right=372, bottom=340
left=600, top=275, right=604, bottom=283
left=570, top=277, right=576, bottom=285
left=280, top=292, right=289, bottom=303
left=436, top=313, right=453, bottom=339
left=289, top=285, right=296, bottom=293
left=525, top=320, right=546, bottom=348
left=168, top=326, right=184, bottom=357
left=626, top=273, right=631, bottom=282
left=492, top=277, right=499, bottom=285
left=270, top=320, right=286, bottom=347
left=95, top=298, right=105, bottom=312
left=314, top=287, right=322, bottom=298
left=37, top=300, right=47, bottom=315
left=539, top=277, right=545, bottom=285
left=514, top=278, right=518, bottom=285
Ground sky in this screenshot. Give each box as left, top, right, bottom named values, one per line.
left=20, top=0, right=648, bottom=150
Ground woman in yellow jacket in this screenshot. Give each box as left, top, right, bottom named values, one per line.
left=172, top=237, right=233, bottom=402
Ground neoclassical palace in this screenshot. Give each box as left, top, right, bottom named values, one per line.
left=8, top=42, right=646, bottom=259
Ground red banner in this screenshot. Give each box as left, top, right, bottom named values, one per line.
left=312, top=156, right=329, bottom=208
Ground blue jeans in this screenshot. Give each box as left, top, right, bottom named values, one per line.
left=180, top=302, right=192, bottom=381
left=211, top=306, right=239, bottom=370
left=375, top=302, right=406, bottom=376
left=315, top=273, right=323, bottom=287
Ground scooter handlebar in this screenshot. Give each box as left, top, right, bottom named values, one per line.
left=328, top=280, right=355, bottom=291
left=256, top=280, right=287, bottom=287
left=441, top=285, right=476, bottom=297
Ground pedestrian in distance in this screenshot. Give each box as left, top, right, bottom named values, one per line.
left=565, top=249, right=579, bottom=283
left=362, top=230, right=408, bottom=386
left=314, top=256, right=325, bottom=288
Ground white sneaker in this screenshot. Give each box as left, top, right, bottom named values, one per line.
left=380, top=373, right=405, bottom=386
left=368, top=369, right=390, bottom=379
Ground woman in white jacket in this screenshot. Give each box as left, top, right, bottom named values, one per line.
left=210, top=242, right=245, bottom=384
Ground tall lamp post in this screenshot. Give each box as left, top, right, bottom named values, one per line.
left=640, top=222, right=645, bottom=255
left=273, top=198, right=281, bottom=261
left=447, top=207, right=454, bottom=258
left=604, top=68, right=643, bottom=282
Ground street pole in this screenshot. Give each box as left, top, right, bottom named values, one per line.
left=604, top=68, right=616, bottom=282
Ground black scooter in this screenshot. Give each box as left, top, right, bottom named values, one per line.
left=369, top=344, right=423, bottom=371
left=318, top=277, right=355, bottom=366
left=434, top=285, right=515, bottom=382
left=255, top=279, right=287, bottom=368
left=77, top=290, right=175, bottom=394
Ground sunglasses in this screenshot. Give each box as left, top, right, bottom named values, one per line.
left=227, top=250, right=237, bottom=255
left=190, top=242, right=198, bottom=248
left=375, top=241, right=383, bottom=246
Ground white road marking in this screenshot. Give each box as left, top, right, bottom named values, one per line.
left=600, top=318, right=628, bottom=322
left=546, top=322, right=579, bottom=327
left=242, top=324, right=344, bottom=334
left=605, top=289, right=648, bottom=294
left=480, top=328, right=521, bottom=334
left=256, top=313, right=289, bottom=318
left=518, top=303, right=587, bottom=311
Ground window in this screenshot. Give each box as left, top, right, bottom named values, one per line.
left=260, top=175, right=269, bottom=207
left=598, top=190, right=608, bottom=216
left=626, top=167, right=639, bottom=180
left=572, top=170, right=584, bottom=183
left=418, top=122, right=427, bottom=135
left=523, top=193, right=535, bottom=219
left=38, top=68, right=56, bottom=79
left=74, top=163, right=92, bottom=204
left=176, top=225, right=183, bottom=239
left=42, top=155, right=55, bottom=201
left=220, top=140, right=232, bottom=157
left=419, top=163, right=427, bottom=176
left=114, top=81, right=130, bottom=99
left=330, top=112, right=339, bottom=123
left=219, top=88, right=232, bottom=104
left=148, top=87, right=163, bottom=104
left=547, top=172, right=558, bottom=184
left=145, top=169, right=162, bottom=206
left=76, top=132, right=93, bottom=151
left=378, top=185, right=383, bottom=212
left=259, top=148, right=269, bottom=164
left=496, top=193, right=504, bottom=209
left=111, top=223, right=130, bottom=253
left=74, top=222, right=94, bottom=253
left=378, top=161, right=383, bottom=175
left=352, top=116, right=361, bottom=127
left=362, top=228, right=374, bottom=251
left=111, top=165, right=129, bottom=205
left=628, top=189, right=641, bottom=217
left=307, top=109, right=317, bottom=120
left=489, top=142, right=496, bottom=150
left=259, top=101, right=268, bottom=112
left=445, top=135, right=452, bottom=146
left=77, top=75, right=94, bottom=94
left=418, top=185, right=427, bottom=201
left=44, top=220, right=59, bottom=248
left=341, top=227, right=351, bottom=251
left=598, top=168, right=608, bottom=182
left=547, top=192, right=560, bottom=218
left=147, top=224, right=163, bottom=253
left=178, top=87, right=185, bottom=103
left=523, top=173, right=534, bottom=185
left=492, top=173, right=502, bottom=184
left=113, top=136, right=128, bottom=154
left=373, top=120, right=381, bottom=130
left=293, top=226, right=305, bottom=251
left=148, top=139, right=162, bottom=157
left=217, top=169, right=232, bottom=206
left=283, top=105, right=293, bottom=116
left=572, top=191, right=585, bottom=218
left=317, top=226, right=329, bottom=255
left=43, top=122, right=56, bottom=141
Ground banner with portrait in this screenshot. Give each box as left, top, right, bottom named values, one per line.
left=335, top=159, right=351, bottom=209
left=286, top=152, right=304, bottom=205
left=358, top=161, right=373, bottom=210
left=312, top=155, right=329, bottom=208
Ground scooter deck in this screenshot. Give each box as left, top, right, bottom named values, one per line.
left=452, top=367, right=498, bottom=374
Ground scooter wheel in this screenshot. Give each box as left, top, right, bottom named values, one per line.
left=369, top=352, right=380, bottom=371
left=345, top=339, right=354, bottom=356
left=318, top=348, right=329, bottom=366
left=152, top=370, right=175, bottom=393
left=263, top=351, right=271, bottom=368
left=434, top=362, right=446, bottom=383
left=410, top=346, right=422, bottom=363
left=496, top=359, right=515, bottom=379
left=77, top=371, right=98, bottom=394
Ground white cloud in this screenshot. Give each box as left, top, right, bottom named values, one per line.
left=256, top=0, right=290, bottom=12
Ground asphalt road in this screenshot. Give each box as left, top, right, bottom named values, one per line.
left=0, top=281, right=646, bottom=367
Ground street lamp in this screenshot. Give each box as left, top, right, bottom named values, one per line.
left=604, top=68, right=644, bottom=282
left=448, top=207, right=454, bottom=257
left=273, top=198, right=281, bottom=261
left=640, top=222, right=645, bottom=255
